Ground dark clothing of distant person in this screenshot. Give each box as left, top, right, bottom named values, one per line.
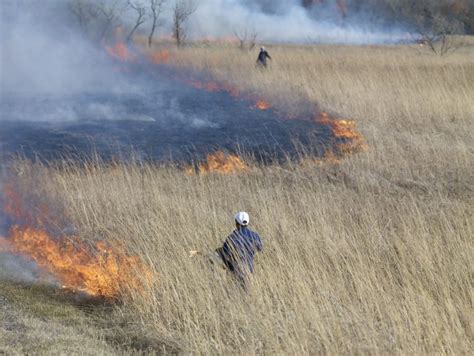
left=217, top=226, right=263, bottom=287
left=257, top=49, right=272, bottom=67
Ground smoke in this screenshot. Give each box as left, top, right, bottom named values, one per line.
left=0, top=0, right=413, bottom=98
left=183, top=0, right=412, bottom=44
left=0, top=0, right=131, bottom=96
left=0, top=178, right=38, bottom=283
left=0, top=0, right=379, bottom=163
left=0, top=252, right=41, bottom=282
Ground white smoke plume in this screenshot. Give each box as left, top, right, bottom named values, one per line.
left=0, top=0, right=413, bottom=100
left=0, top=0, right=132, bottom=96
left=185, top=0, right=411, bottom=44
left=0, top=177, right=39, bottom=283
left=0, top=252, right=41, bottom=282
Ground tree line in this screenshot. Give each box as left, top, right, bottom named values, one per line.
left=304, top=0, right=473, bottom=35
left=69, top=0, right=198, bottom=47
left=69, top=0, right=473, bottom=51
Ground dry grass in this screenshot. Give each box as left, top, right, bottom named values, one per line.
left=2, top=42, right=474, bottom=353
left=146, top=42, right=474, bottom=193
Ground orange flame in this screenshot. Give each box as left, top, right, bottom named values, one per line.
left=184, top=77, right=268, bottom=107
left=187, top=151, right=249, bottom=174
left=315, top=112, right=367, bottom=153
left=106, top=42, right=367, bottom=160
left=149, top=49, right=170, bottom=64
left=1, top=183, right=152, bottom=299
left=1, top=226, right=151, bottom=298
left=106, top=42, right=135, bottom=62
left=3, top=182, right=25, bottom=222
left=255, top=100, right=271, bottom=110
left=187, top=79, right=221, bottom=92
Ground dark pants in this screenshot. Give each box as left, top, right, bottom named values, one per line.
left=256, top=59, right=267, bottom=68
left=215, top=247, right=249, bottom=289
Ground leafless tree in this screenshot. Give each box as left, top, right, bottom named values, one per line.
left=95, top=0, right=128, bottom=42
left=69, top=0, right=125, bottom=43
left=126, top=1, right=147, bottom=43
left=69, top=0, right=100, bottom=34
left=70, top=0, right=92, bottom=29
left=417, top=14, right=465, bottom=56
left=234, top=25, right=258, bottom=51
left=172, top=0, right=198, bottom=47
left=148, top=0, right=166, bottom=47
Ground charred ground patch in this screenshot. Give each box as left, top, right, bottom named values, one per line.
left=0, top=64, right=332, bottom=165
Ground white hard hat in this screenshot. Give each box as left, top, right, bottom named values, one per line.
left=260, top=46, right=265, bottom=51
left=235, top=211, right=250, bottom=226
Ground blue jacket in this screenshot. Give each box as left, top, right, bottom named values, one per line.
left=222, top=227, right=263, bottom=273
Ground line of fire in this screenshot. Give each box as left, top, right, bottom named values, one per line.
left=0, top=38, right=367, bottom=300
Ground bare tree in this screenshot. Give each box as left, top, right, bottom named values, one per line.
left=417, top=13, right=465, bottom=56
left=172, top=0, right=198, bottom=47
left=234, top=25, right=258, bottom=51
left=126, top=0, right=147, bottom=43
left=70, top=0, right=93, bottom=29
left=95, top=0, right=128, bottom=42
left=69, top=0, right=102, bottom=40
left=69, top=0, right=125, bottom=43
left=148, top=0, right=166, bottom=47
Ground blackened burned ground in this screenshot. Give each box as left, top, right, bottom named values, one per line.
left=0, top=66, right=332, bottom=165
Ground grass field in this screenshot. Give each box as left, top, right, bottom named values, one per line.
left=1, top=41, right=473, bottom=353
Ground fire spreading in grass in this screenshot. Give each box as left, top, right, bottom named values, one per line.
left=149, top=49, right=171, bottom=64
left=186, top=151, right=249, bottom=175
left=145, top=46, right=269, bottom=109
left=105, top=42, right=366, bottom=171
left=255, top=100, right=271, bottom=110
left=179, top=76, right=271, bottom=110
left=0, top=183, right=152, bottom=299
left=315, top=112, right=368, bottom=154
left=106, top=41, right=136, bottom=62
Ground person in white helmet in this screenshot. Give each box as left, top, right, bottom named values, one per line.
left=216, top=211, right=263, bottom=288
left=256, top=46, right=272, bottom=68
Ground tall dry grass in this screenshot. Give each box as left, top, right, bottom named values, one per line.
left=5, top=43, right=473, bottom=353
left=146, top=43, right=474, bottom=194
left=9, top=156, right=472, bottom=354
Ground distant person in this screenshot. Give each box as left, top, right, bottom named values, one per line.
left=256, top=46, right=272, bottom=68
left=216, top=211, right=263, bottom=289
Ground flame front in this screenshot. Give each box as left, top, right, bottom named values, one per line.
left=255, top=100, right=271, bottom=110
left=105, top=42, right=368, bottom=167
left=149, top=49, right=170, bottom=64
left=106, top=42, right=135, bottom=62
left=186, top=151, right=248, bottom=174
left=3, top=182, right=26, bottom=222
left=315, top=112, right=367, bottom=153
left=1, top=183, right=152, bottom=299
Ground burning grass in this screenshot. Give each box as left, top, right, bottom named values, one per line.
left=105, top=42, right=366, bottom=165
left=1, top=42, right=473, bottom=353
left=0, top=182, right=152, bottom=300
left=141, top=44, right=367, bottom=159
left=106, top=42, right=135, bottom=62
left=1, top=226, right=151, bottom=299
left=255, top=100, right=271, bottom=110
left=2, top=155, right=471, bottom=354
left=315, top=112, right=368, bottom=154
left=186, top=151, right=249, bottom=175
left=199, top=151, right=248, bottom=174
left=149, top=49, right=170, bottom=64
